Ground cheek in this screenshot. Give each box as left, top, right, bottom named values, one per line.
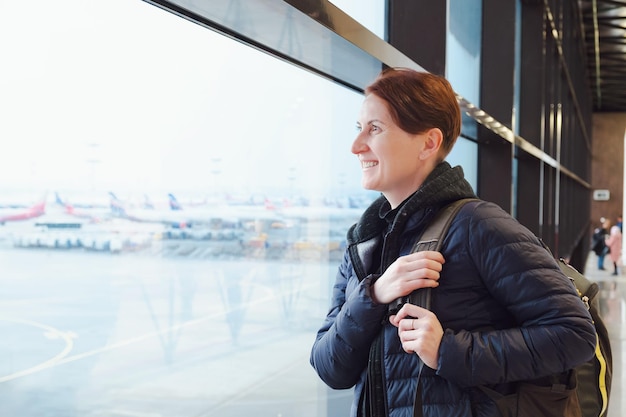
left=389, top=147, right=419, bottom=170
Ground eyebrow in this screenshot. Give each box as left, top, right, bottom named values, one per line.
left=357, top=119, right=386, bottom=127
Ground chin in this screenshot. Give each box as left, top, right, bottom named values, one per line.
left=361, top=182, right=377, bottom=191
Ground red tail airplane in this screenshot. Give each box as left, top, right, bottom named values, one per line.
left=0, top=199, right=46, bottom=224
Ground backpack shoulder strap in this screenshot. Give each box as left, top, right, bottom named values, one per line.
left=412, top=198, right=478, bottom=253
left=409, top=197, right=478, bottom=417
left=403, top=198, right=478, bottom=312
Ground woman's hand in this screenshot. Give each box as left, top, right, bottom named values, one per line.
left=371, top=250, right=444, bottom=305
left=389, top=303, right=443, bottom=369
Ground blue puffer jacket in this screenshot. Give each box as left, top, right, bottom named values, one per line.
left=310, top=162, right=596, bottom=417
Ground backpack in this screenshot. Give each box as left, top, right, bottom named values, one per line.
left=408, top=198, right=612, bottom=417
left=552, top=254, right=612, bottom=417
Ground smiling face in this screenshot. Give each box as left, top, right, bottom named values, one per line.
left=352, top=94, right=442, bottom=208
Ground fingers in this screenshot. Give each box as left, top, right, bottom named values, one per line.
left=396, top=251, right=445, bottom=273
left=399, top=318, right=419, bottom=332
left=390, top=305, right=443, bottom=369
left=393, top=303, right=430, bottom=322
left=403, top=250, right=445, bottom=265
left=392, top=252, right=444, bottom=284
left=372, top=251, right=445, bottom=305
left=391, top=251, right=444, bottom=284
left=388, top=304, right=429, bottom=327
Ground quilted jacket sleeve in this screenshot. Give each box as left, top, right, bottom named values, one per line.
left=436, top=201, right=597, bottom=387
left=310, top=250, right=388, bottom=389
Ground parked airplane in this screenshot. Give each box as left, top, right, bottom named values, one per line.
left=110, top=192, right=284, bottom=231
left=0, top=197, right=46, bottom=225
left=167, top=193, right=207, bottom=209
left=273, top=199, right=363, bottom=225
left=54, top=192, right=111, bottom=223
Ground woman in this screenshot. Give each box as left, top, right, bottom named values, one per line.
left=309, top=68, right=596, bottom=417
left=606, top=223, right=622, bottom=275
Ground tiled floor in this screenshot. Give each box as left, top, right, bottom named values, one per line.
left=583, top=253, right=624, bottom=417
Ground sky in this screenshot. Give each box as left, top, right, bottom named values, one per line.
left=0, top=0, right=375, bottom=204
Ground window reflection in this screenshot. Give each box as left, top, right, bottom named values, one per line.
left=0, top=0, right=371, bottom=415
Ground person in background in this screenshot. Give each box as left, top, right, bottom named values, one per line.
left=592, top=217, right=610, bottom=270
left=606, top=221, right=622, bottom=276
left=309, top=68, right=596, bottom=417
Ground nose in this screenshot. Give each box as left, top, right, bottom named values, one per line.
left=351, top=131, right=367, bottom=155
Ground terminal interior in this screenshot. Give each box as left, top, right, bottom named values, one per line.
left=0, top=1, right=625, bottom=416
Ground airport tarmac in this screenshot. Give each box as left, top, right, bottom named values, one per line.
left=0, top=246, right=351, bottom=417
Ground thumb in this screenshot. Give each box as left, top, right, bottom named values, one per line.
left=394, top=303, right=429, bottom=322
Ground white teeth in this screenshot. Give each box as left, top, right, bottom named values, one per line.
left=362, top=161, right=378, bottom=168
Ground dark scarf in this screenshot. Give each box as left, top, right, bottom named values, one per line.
left=349, top=161, right=476, bottom=248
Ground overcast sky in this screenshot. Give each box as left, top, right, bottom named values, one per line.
left=0, top=0, right=377, bottom=204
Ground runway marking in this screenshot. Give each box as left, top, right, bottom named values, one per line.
left=0, top=317, right=74, bottom=383
left=0, top=279, right=318, bottom=383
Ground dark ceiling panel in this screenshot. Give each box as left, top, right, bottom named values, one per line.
left=579, top=0, right=626, bottom=112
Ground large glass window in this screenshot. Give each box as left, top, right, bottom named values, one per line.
left=446, top=0, right=482, bottom=107
left=0, top=1, right=372, bottom=415
left=445, top=0, right=482, bottom=191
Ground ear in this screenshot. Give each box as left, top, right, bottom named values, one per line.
left=418, top=128, right=444, bottom=160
